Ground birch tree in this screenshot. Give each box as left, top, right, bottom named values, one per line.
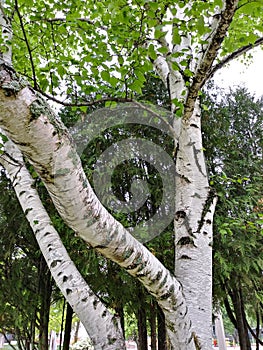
left=0, top=1, right=263, bottom=349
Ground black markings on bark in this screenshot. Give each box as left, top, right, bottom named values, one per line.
left=19, top=190, right=26, bottom=196
left=93, top=299, right=99, bottom=309
left=175, top=210, right=186, bottom=221
left=180, top=306, right=188, bottom=317
left=102, top=310, right=107, bottom=318
left=177, top=236, right=194, bottom=246
left=81, top=297, right=87, bottom=303
left=24, top=207, right=33, bottom=216
left=50, top=259, right=61, bottom=268
left=177, top=301, right=184, bottom=308
left=156, top=270, right=163, bottom=281
left=180, top=175, right=191, bottom=184
left=197, top=188, right=216, bottom=233
left=169, top=284, right=175, bottom=294
left=160, top=291, right=173, bottom=300
left=193, top=144, right=206, bottom=177
left=190, top=123, right=199, bottom=128
left=107, top=337, right=117, bottom=345
left=13, top=140, right=30, bottom=147
left=63, top=276, right=68, bottom=282
left=136, top=268, right=151, bottom=278
left=94, top=245, right=107, bottom=249
left=180, top=255, right=192, bottom=260
left=159, top=274, right=168, bottom=289
left=44, top=231, right=51, bottom=237
left=66, top=288, right=72, bottom=295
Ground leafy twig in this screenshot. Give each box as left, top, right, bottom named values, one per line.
left=35, top=88, right=132, bottom=107
left=15, top=0, right=38, bottom=89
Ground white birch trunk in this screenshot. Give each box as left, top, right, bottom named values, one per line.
left=151, top=2, right=238, bottom=348
left=0, top=3, right=12, bottom=66
left=0, top=68, right=196, bottom=349
left=174, top=102, right=217, bottom=349
left=0, top=140, right=125, bottom=350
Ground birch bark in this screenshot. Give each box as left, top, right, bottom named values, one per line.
left=0, top=67, right=195, bottom=349
left=0, top=139, right=125, bottom=350
left=151, top=1, right=238, bottom=348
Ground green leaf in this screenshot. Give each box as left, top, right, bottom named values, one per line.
left=148, top=44, right=157, bottom=60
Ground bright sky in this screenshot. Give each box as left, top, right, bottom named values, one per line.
left=213, top=47, right=263, bottom=98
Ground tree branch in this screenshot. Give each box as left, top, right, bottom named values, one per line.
left=14, top=0, right=38, bottom=89
left=184, top=0, right=239, bottom=120
left=35, top=87, right=133, bottom=107
left=29, top=17, right=108, bottom=30
left=207, top=36, right=263, bottom=80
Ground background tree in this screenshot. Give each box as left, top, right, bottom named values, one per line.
left=202, top=86, right=263, bottom=350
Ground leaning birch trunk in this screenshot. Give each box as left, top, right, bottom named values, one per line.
left=0, top=66, right=196, bottom=349
left=0, top=139, right=125, bottom=350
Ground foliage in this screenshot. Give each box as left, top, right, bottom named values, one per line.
left=1, top=0, right=262, bottom=105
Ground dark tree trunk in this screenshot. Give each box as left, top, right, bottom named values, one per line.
left=38, top=257, right=52, bottom=350
left=149, top=301, right=157, bottom=350
left=157, top=306, right=167, bottom=350
left=137, top=303, right=148, bottom=350
left=115, top=305, right=125, bottom=339
left=245, top=310, right=263, bottom=349
left=63, top=303, right=73, bottom=350
left=59, top=299, right=66, bottom=350
left=255, top=310, right=260, bottom=350
left=230, top=287, right=251, bottom=350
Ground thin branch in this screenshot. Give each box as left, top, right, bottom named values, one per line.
left=236, top=0, right=260, bottom=11
left=207, top=36, right=263, bottom=80
left=131, top=100, right=178, bottom=140
left=29, top=17, right=108, bottom=30
left=14, top=0, right=38, bottom=89
left=245, top=314, right=263, bottom=345
left=35, top=87, right=132, bottom=107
